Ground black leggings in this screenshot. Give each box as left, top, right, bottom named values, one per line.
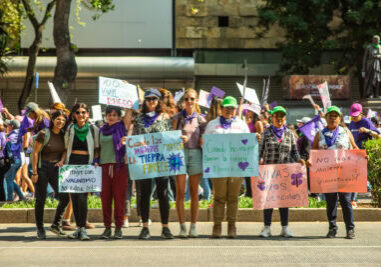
left=138, top=177, right=169, bottom=224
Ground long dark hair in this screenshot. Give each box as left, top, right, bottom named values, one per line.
left=141, top=99, right=164, bottom=114
left=50, top=110, right=68, bottom=132
left=70, top=103, right=90, bottom=124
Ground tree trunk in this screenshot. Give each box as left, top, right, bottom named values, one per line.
left=53, top=0, right=77, bottom=105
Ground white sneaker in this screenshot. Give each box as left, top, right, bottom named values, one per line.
left=123, top=218, right=129, bottom=228
left=138, top=219, right=151, bottom=227
left=280, top=226, right=293, bottom=238
left=188, top=223, right=198, bottom=238
left=179, top=223, right=187, bottom=238
left=260, top=226, right=271, bottom=238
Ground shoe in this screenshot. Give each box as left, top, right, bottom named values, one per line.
left=68, top=228, right=80, bottom=239
left=280, top=226, right=293, bottom=238
left=326, top=228, right=337, bottom=238
left=138, top=219, right=151, bottom=227
left=123, top=218, right=129, bottom=228
left=212, top=224, right=222, bottom=238
left=138, top=227, right=151, bottom=240
left=346, top=229, right=355, bottom=239
left=62, top=221, right=76, bottom=231
left=161, top=227, right=174, bottom=239
left=79, top=227, right=90, bottom=241
left=114, top=228, right=123, bottom=239
left=260, top=226, right=271, bottom=238
left=50, top=224, right=66, bottom=237
left=85, top=222, right=95, bottom=229
left=37, top=227, right=46, bottom=240
left=227, top=223, right=237, bottom=238
left=188, top=223, right=198, bottom=238
left=350, top=201, right=358, bottom=208
left=178, top=223, right=187, bottom=238
left=100, top=228, right=112, bottom=239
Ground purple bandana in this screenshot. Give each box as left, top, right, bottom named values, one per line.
left=322, top=127, right=340, bottom=147
left=181, top=109, right=197, bottom=124
left=100, top=121, right=126, bottom=164
left=143, top=112, right=159, bottom=128
left=270, top=125, right=286, bottom=142
left=220, top=116, right=235, bottom=129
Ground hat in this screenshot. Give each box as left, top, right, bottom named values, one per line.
left=9, top=119, right=20, bottom=129
left=144, top=88, right=162, bottom=99
left=296, top=117, right=312, bottom=124
left=349, top=103, right=362, bottom=117
left=25, top=102, right=39, bottom=114
left=4, top=119, right=10, bottom=126
left=271, top=106, right=287, bottom=115
left=221, top=96, right=238, bottom=108
left=326, top=106, right=342, bottom=116
left=246, top=104, right=261, bottom=116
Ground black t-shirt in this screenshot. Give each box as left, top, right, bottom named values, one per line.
left=72, top=134, right=88, bottom=151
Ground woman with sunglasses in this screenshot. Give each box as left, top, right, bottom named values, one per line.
left=133, top=88, right=174, bottom=240
left=172, top=88, right=207, bottom=238
left=50, top=103, right=100, bottom=240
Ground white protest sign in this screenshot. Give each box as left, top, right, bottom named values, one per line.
left=47, top=81, right=62, bottom=104
left=317, top=82, right=332, bottom=113
left=302, top=94, right=317, bottom=108
left=173, top=91, right=184, bottom=104
left=91, top=105, right=103, bottom=121
left=98, top=76, right=139, bottom=109
left=236, top=82, right=260, bottom=106
left=59, top=165, right=102, bottom=193
left=198, top=89, right=211, bottom=108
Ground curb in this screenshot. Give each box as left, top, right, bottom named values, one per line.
left=0, top=208, right=380, bottom=223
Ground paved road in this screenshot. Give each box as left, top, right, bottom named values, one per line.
left=0, top=222, right=380, bottom=266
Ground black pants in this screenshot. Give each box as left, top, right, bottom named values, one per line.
left=244, top=177, right=252, bottom=197
left=264, top=208, right=289, bottom=226
left=52, top=154, right=89, bottom=228
left=0, top=158, right=9, bottom=201
left=138, top=177, right=169, bottom=224
left=325, top=193, right=354, bottom=231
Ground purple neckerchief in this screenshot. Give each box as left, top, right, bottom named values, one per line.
left=322, top=127, right=340, bottom=147
left=100, top=121, right=126, bottom=164
left=181, top=109, right=197, bottom=124
left=220, top=116, right=235, bottom=129
left=270, top=125, right=286, bottom=142
left=143, top=112, right=159, bottom=128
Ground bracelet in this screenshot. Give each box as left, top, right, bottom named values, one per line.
left=32, top=173, right=38, bottom=176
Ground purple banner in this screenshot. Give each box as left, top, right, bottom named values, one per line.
left=298, top=115, right=325, bottom=144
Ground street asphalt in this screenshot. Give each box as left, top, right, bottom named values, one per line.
left=0, top=222, right=380, bottom=266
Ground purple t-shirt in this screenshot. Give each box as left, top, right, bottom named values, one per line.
left=349, top=118, right=380, bottom=148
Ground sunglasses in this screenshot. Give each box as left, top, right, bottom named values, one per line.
left=146, top=97, right=158, bottom=102
left=184, top=97, right=196, bottom=102
left=75, top=111, right=87, bottom=115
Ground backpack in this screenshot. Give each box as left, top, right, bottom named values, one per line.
left=31, top=128, right=51, bottom=168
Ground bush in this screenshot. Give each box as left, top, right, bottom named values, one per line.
left=364, top=138, right=381, bottom=208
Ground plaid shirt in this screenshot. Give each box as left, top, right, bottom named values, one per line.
left=259, top=127, right=300, bottom=164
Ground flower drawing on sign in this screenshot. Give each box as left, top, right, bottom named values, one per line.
left=291, top=172, right=303, bottom=187
left=257, top=181, right=265, bottom=191
left=167, top=153, right=184, bottom=172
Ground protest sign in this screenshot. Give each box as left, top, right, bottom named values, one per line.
left=203, top=133, right=259, bottom=178
left=126, top=130, right=186, bottom=180
left=317, top=81, right=332, bottom=113
left=298, top=115, right=325, bottom=143
left=48, top=81, right=62, bottom=104
left=198, top=89, right=211, bottom=108
left=98, top=76, right=139, bottom=109
left=59, top=165, right=102, bottom=193
left=302, top=94, right=317, bottom=108
left=251, top=163, right=308, bottom=210
left=236, top=82, right=260, bottom=106
left=309, top=149, right=367, bottom=193
left=91, top=105, right=103, bottom=121
left=173, top=90, right=184, bottom=104
left=207, top=86, right=226, bottom=105
left=261, top=76, right=270, bottom=105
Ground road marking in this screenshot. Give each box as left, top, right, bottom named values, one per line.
left=0, top=246, right=380, bottom=249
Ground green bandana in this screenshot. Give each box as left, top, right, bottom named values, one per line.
left=74, top=122, right=89, bottom=142
left=372, top=43, right=379, bottom=49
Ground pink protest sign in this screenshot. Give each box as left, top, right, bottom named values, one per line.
left=309, top=149, right=367, bottom=193
left=251, top=163, right=308, bottom=210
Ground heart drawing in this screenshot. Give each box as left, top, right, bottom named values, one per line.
left=257, top=181, right=265, bottom=191
left=238, top=162, right=249, bottom=171
left=241, top=139, right=248, bottom=145
left=204, top=167, right=210, bottom=173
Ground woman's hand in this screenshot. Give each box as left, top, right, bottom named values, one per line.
left=256, top=133, right=261, bottom=141
left=298, top=159, right=306, bottom=166
left=259, top=158, right=264, bottom=165
left=31, top=174, right=38, bottom=183
left=121, top=136, right=127, bottom=145
left=55, top=160, right=64, bottom=167
left=200, top=137, right=204, bottom=147
left=306, top=159, right=312, bottom=167
left=180, top=135, right=189, bottom=144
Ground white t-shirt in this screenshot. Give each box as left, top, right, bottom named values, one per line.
left=204, top=116, right=250, bottom=135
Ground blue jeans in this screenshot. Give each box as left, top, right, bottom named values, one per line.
left=350, top=193, right=358, bottom=202
left=325, top=192, right=354, bottom=231
left=200, top=176, right=211, bottom=200
left=264, top=208, right=289, bottom=226
left=4, top=158, right=23, bottom=201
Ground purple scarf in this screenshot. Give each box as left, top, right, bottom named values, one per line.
left=100, top=121, right=126, bottom=164
left=181, top=110, right=197, bottom=124
left=143, top=112, right=159, bottom=128
left=322, top=127, right=340, bottom=147
left=270, top=125, right=286, bottom=141
left=220, top=116, right=235, bottom=129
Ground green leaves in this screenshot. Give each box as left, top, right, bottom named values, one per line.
left=364, top=139, right=381, bottom=207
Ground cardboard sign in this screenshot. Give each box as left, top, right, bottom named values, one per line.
left=317, top=81, right=332, bottom=113
left=207, top=86, right=226, bottom=104
left=251, top=163, right=309, bottom=210
left=91, top=105, right=103, bottom=121
left=198, top=89, right=211, bottom=108
left=203, top=133, right=259, bottom=178
left=98, top=76, right=139, bottom=109
left=59, top=165, right=102, bottom=193
left=236, top=82, right=260, bottom=106
left=309, top=149, right=368, bottom=193
left=126, top=130, right=186, bottom=180
left=173, top=90, right=184, bottom=104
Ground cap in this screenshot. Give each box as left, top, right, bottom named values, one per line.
left=271, top=106, right=287, bottom=115
left=9, top=119, right=20, bottom=129
left=221, top=96, right=238, bottom=108
left=25, top=102, right=39, bottom=114
left=349, top=103, right=362, bottom=117
left=246, top=104, right=261, bottom=116
left=144, top=88, right=162, bottom=99
left=326, top=105, right=342, bottom=116
left=296, top=117, right=312, bottom=124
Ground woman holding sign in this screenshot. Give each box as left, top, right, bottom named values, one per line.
left=259, top=106, right=305, bottom=238
left=172, top=88, right=207, bottom=238
left=312, top=106, right=359, bottom=239
left=133, top=88, right=174, bottom=240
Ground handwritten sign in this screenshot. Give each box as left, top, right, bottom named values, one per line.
left=91, top=105, right=103, bottom=121
left=126, top=130, right=186, bottom=180
left=98, top=76, right=139, bottom=109
left=198, top=89, right=211, bottom=108
left=251, top=163, right=308, bottom=210
left=236, top=82, right=260, bottom=106
left=59, top=165, right=102, bottom=193
left=203, top=133, right=259, bottom=178
left=309, top=149, right=367, bottom=193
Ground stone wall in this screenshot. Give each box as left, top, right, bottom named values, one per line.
left=176, top=0, right=285, bottom=49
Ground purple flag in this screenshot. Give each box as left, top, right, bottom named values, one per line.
left=207, top=86, right=226, bottom=105
left=269, top=101, right=278, bottom=109
left=299, top=115, right=325, bottom=144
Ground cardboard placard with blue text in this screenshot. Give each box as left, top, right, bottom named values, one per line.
left=59, top=165, right=102, bottom=193
left=203, top=133, right=259, bottom=178
left=126, top=130, right=186, bottom=180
